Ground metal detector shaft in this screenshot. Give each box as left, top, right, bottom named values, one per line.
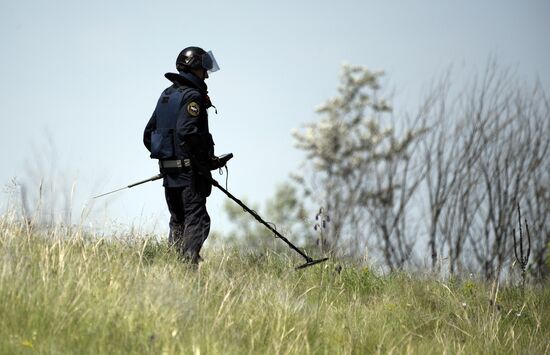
left=127, top=174, right=163, bottom=188
left=211, top=178, right=324, bottom=266
left=93, top=174, right=163, bottom=199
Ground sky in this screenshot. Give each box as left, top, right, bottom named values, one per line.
left=1, top=0, right=549, bottom=236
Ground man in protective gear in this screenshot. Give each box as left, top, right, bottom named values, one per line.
left=143, top=46, right=224, bottom=266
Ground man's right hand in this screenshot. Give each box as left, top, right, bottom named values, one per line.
left=209, top=153, right=233, bottom=170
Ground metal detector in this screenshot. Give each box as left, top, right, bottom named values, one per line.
left=93, top=155, right=328, bottom=270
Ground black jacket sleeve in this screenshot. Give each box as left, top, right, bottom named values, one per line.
left=176, top=92, right=214, bottom=163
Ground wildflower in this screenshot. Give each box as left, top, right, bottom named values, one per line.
left=21, top=340, right=33, bottom=348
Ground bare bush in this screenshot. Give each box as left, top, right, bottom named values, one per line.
left=419, top=61, right=550, bottom=280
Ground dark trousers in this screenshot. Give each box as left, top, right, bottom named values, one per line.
left=164, top=186, right=210, bottom=263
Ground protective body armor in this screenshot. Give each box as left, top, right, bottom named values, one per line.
left=149, top=86, right=194, bottom=161
left=144, top=71, right=214, bottom=192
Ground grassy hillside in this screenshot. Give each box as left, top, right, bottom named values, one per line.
left=1, top=216, right=548, bottom=354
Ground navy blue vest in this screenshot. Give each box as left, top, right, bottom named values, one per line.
left=150, top=86, right=195, bottom=160
left=145, top=71, right=213, bottom=190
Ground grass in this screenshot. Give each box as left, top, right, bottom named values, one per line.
left=0, top=214, right=549, bottom=354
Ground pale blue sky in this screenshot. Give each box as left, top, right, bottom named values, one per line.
left=1, top=0, right=549, bottom=235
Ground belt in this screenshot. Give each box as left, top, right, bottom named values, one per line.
left=159, top=159, right=191, bottom=169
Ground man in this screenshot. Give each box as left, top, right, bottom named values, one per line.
left=143, top=46, right=223, bottom=265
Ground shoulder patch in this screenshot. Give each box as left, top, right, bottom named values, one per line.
left=187, top=101, right=200, bottom=117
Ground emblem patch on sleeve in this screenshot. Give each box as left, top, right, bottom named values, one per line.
left=187, top=101, right=201, bottom=117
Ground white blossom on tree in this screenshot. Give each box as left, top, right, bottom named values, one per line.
left=293, top=63, right=426, bottom=264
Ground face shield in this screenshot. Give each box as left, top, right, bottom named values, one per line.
left=201, top=51, right=220, bottom=73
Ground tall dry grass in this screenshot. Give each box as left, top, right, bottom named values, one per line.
left=0, top=213, right=548, bottom=354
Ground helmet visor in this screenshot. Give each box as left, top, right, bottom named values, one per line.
left=202, top=51, right=220, bottom=73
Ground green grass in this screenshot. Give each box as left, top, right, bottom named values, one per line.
left=1, top=216, right=549, bottom=354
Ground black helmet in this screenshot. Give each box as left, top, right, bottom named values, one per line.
left=176, top=46, right=219, bottom=73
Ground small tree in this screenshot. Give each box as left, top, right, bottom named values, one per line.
left=293, top=63, right=425, bottom=265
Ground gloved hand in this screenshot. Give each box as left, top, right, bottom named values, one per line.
left=209, top=156, right=222, bottom=170
left=209, top=153, right=234, bottom=170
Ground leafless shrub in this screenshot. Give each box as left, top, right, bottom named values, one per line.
left=419, top=60, right=549, bottom=280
